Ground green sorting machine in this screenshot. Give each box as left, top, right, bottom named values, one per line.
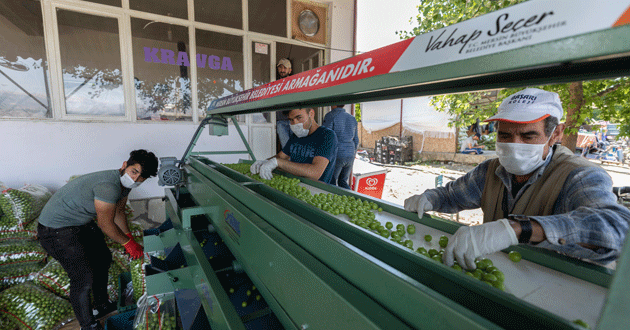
left=141, top=1, right=630, bottom=329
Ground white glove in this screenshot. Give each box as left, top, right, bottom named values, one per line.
left=443, top=219, right=518, bottom=270
left=250, top=160, right=265, bottom=174
left=259, top=158, right=278, bottom=180
left=403, top=193, right=433, bottom=218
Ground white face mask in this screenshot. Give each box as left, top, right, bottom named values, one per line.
left=290, top=118, right=311, bottom=138
left=120, top=172, right=142, bottom=189
left=496, top=127, right=555, bottom=176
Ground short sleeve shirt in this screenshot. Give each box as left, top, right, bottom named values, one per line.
left=38, top=170, right=130, bottom=228
left=460, top=136, right=476, bottom=152
left=282, top=126, right=338, bottom=183
left=322, top=108, right=358, bottom=159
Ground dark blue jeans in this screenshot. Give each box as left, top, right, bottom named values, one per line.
left=462, top=148, right=484, bottom=154
left=332, top=156, right=355, bottom=189
left=38, top=221, right=112, bottom=328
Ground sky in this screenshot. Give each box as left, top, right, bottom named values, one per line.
left=356, top=0, right=419, bottom=54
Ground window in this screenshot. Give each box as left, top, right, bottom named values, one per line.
left=130, top=0, right=187, bottom=20
left=81, top=0, right=121, bottom=7
left=57, top=9, right=124, bottom=117
left=249, top=0, right=286, bottom=37
left=131, top=18, right=191, bottom=121
left=195, top=0, right=242, bottom=30
left=196, top=30, right=244, bottom=120
left=0, top=0, right=51, bottom=118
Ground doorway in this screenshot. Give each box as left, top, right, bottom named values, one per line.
left=249, top=40, right=275, bottom=160
left=274, top=42, right=324, bottom=153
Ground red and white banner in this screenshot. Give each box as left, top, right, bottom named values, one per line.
left=208, top=0, right=630, bottom=111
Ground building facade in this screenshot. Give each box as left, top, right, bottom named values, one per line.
left=0, top=0, right=356, bottom=198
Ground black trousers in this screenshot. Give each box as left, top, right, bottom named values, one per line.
left=38, top=222, right=112, bottom=328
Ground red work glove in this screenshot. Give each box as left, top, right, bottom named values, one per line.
left=126, top=232, right=133, bottom=239
left=124, top=238, right=143, bottom=259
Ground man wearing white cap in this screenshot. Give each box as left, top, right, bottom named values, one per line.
left=404, top=88, right=630, bottom=269
left=276, top=58, right=293, bottom=149
left=276, top=58, right=292, bottom=79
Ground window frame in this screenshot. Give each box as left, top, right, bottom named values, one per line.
left=4, top=0, right=330, bottom=124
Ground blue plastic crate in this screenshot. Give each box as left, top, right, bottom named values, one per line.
left=104, top=310, right=136, bottom=330
left=143, top=219, right=173, bottom=236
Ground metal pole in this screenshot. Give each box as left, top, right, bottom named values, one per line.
left=399, top=99, right=403, bottom=138
left=179, top=116, right=210, bottom=166
left=231, top=116, right=256, bottom=161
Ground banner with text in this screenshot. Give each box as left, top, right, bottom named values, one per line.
left=208, top=0, right=630, bottom=111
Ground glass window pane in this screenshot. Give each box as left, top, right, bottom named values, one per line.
left=196, top=30, right=243, bottom=120
left=57, top=10, right=124, bottom=116
left=131, top=18, right=191, bottom=121
left=195, top=0, right=241, bottom=29
left=130, top=0, right=187, bottom=20
left=81, top=0, right=121, bottom=7
left=0, top=0, right=51, bottom=118
left=249, top=0, right=286, bottom=37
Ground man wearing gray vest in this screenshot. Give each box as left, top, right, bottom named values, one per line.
left=38, top=150, right=158, bottom=330
left=404, top=88, right=630, bottom=270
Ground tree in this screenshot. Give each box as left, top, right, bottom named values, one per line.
left=354, top=103, right=362, bottom=122
left=397, top=0, right=630, bottom=149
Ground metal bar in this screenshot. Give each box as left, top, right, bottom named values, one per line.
left=191, top=151, right=252, bottom=155
left=0, top=68, right=49, bottom=110
left=230, top=116, right=255, bottom=161
left=595, top=232, right=630, bottom=330
left=180, top=117, right=210, bottom=165
left=65, top=71, right=97, bottom=100
left=42, top=62, right=52, bottom=117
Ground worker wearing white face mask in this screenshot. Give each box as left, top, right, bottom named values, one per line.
left=251, top=108, right=338, bottom=183
left=38, top=150, right=158, bottom=330
left=404, top=88, right=630, bottom=269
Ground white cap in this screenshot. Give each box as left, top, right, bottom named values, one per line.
left=485, top=88, right=563, bottom=123
left=277, top=58, right=291, bottom=69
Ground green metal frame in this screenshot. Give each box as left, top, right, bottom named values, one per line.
left=181, top=115, right=256, bottom=164
left=184, top=166, right=419, bottom=330
left=147, top=188, right=247, bottom=330
left=185, top=159, right=500, bottom=329
left=190, top=157, right=612, bottom=329
left=149, top=14, right=630, bottom=329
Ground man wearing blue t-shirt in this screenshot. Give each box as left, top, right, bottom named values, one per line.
left=251, top=108, right=338, bottom=183
left=323, top=104, right=359, bottom=189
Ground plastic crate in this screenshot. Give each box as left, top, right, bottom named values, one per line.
left=105, top=310, right=136, bottom=330
left=143, top=219, right=173, bottom=236
left=117, top=272, right=137, bottom=313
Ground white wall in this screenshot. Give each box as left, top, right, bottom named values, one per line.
left=0, top=121, right=248, bottom=199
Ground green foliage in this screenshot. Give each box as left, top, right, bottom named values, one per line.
left=355, top=103, right=362, bottom=122
left=396, top=0, right=526, bottom=39
left=397, top=0, right=630, bottom=141
left=436, top=79, right=630, bottom=137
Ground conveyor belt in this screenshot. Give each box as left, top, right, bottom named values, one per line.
left=188, top=157, right=613, bottom=329
left=302, top=183, right=607, bottom=326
